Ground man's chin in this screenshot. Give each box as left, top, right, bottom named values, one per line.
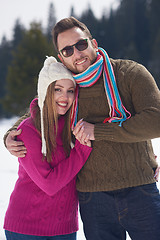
left=76, top=64, right=90, bottom=74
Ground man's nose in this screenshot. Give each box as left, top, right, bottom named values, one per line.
left=73, top=46, right=82, bottom=57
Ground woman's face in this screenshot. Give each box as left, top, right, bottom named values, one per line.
left=54, top=79, right=75, bottom=115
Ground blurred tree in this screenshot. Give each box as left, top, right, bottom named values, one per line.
left=98, top=9, right=117, bottom=56
left=0, top=20, right=25, bottom=117
left=79, top=4, right=99, bottom=40
left=46, top=3, right=56, bottom=41
left=12, top=19, right=25, bottom=48
left=113, top=0, right=149, bottom=62
left=70, top=6, right=77, bottom=18
left=147, top=0, right=160, bottom=87
left=0, top=37, right=12, bottom=117
left=1, top=0, right=160, bottom=118
left=2, top=22, right=56, bottom=116
left=149, top=29, right=160, bottom=88
left=148, top=0, right=160, bottom=44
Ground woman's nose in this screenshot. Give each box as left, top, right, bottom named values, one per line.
left=61, top=91, right=68, bottom=99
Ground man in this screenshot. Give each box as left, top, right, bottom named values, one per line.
left=4, top=17, right=160, bottom=239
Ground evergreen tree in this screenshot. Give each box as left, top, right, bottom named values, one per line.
left=114, top=0, right=138, bottom=59
left=79, top=5, right=99, bottom=39
left=99, top=9, right=117, bottom=56
left=2, top=22, right=56, bottom=116
left=70, top=6, right=77, bottom=18
left=133, top=0, right=150, bottom=64
left=149, top=29, right=160, bottom=87
left=0, top=20, right=25, bottom=117
left=1, top=0, right=160, bottom=118
left=12, top=19, right=25, bottom=49
left=0, top=37, right=12, bottom=117
left=147, top=0, right=160, bottom=87
left=46, top=3, right=56, bottom=41
left=148, top=0, right=160, bottom=44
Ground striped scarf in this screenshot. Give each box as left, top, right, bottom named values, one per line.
left=70, top=47, right=131, bottom=128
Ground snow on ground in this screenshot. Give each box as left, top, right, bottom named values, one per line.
left=0, top=118, right=160, bottom=240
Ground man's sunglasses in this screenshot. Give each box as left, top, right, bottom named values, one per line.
left=59, top=39, right=88, bottom=58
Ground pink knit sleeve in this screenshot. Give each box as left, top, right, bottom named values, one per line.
left=17, top=119, right=92, bottom=196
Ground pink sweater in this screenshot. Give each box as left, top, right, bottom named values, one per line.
left=4, top=100, right=92, bottom=236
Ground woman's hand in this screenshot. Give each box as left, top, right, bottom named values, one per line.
left=72, top=119, right=92, bottom=147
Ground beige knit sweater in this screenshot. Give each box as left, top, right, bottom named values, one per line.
left=4, top=58, right=160, bottom=192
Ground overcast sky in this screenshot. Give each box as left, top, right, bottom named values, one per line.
left=0, top=0, right=119, bottom=41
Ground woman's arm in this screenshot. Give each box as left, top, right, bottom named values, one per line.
left=17, top=119, right=92, bottom=196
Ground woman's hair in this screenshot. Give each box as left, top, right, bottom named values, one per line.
left=33, top=82, right=72, bottom=163
left=52, top=16, right=93, bottom=51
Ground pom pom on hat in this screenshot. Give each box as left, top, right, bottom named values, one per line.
left=37, top=56, right=76, bottom=156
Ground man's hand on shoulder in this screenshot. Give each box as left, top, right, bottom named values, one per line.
left=6, top=129, right=27, bottom=158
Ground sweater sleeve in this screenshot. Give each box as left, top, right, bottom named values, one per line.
left=94, top=63, right=160, bottom=142
left=3, top=111, right=30, bottom=147
left=17, top=120, right=92, bottom=196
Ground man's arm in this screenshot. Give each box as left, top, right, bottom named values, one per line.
left=3, top=112, right=30, bottom=157
left=73, top=62, right=160, bottom=143
left=93, top=63, right=160, bottom=143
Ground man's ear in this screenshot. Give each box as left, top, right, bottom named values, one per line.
left=91, top=39, right=98, bottom=50
left=58, top=53, right=64, bottom=63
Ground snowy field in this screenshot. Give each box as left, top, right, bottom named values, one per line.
left=0, top=118, right=160, bottom=240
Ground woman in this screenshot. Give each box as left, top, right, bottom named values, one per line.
left=3, top=57, right=92, bottom=240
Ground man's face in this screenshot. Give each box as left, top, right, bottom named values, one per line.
left=57, top=27, right=98, bottom=73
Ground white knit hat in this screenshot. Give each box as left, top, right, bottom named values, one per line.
left=37, top=56, right=75, bottom=156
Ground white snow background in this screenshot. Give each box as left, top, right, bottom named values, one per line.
left=0, top=118, right=160, bottom=240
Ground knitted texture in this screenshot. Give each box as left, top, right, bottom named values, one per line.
left=3, top=59, right=160, bottom=194
left=4, top=99, right=92, bottom=236
left=76, top=58, right=160, bottom=192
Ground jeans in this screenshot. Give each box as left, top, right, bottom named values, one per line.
left=78, top=183, right=160, bottom=240
left=5, top=231, right=76, bottom=240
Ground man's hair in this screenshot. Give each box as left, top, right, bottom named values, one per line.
left=52, top=16, right=93, bottom=51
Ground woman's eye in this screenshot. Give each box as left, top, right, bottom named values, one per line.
left=68, top=90, right=74, bottom=93
left=55, top=88, right=61, bottom=92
